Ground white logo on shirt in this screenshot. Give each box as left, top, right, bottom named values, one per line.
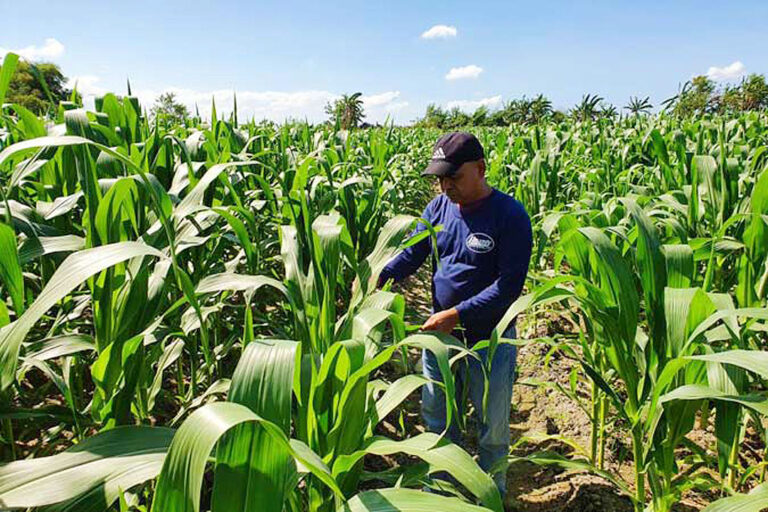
left=432, top=147, right=446, bottom=160
left=466, top=233, right=495, bottom=253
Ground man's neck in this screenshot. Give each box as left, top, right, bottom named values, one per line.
left=458, top=184, right=494, bottom=210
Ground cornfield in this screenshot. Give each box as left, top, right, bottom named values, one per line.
left=0, top=51, right=768, bottom=511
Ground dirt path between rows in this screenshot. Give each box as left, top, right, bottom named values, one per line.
left=385, top=268, right=716, bottom=511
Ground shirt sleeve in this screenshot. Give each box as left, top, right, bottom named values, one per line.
left=454, top=204, right=532, bottom=324
left=379, top=203, right=433, bottom=285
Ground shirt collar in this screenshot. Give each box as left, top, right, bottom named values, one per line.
left=458, top=188, right=496, bottom=214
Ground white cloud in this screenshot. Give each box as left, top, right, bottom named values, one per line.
left=0, top=38, right=65, bottom=61
left=421, top=25, right=457, bottom=39
left=140, top=88, right=338, bottom=122
left=707, top=61, right=746, bottom=81
left=445, top=64, right=483, bottom=81
left=134, top=87, right=408, bottom=123
left=446, top=95, right=502, bottom=112
left=67, top=75, right=106, bottom=98
left=385, top=101, right=409, bottom=112
left=70, top=82, right=336, bottom=121
left=62, top=79, right=408, bottom=123
left=362, top=91, right=401, bottom=107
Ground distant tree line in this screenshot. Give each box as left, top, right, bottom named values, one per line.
left=663, top=74, right=768, bottom=116
left=416, top=73, right=768, bottom=128
left=2, top=59, right=767, bottom=126
left=417, top=94, right=564, bottom=128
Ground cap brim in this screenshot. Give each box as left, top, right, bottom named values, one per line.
left=421, top=159, right=459, bottom=177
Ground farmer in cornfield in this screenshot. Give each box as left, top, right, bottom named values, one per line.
left=379, top=132, right=533, bottom=496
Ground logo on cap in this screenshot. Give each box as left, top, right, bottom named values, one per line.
left=466, top=233, right=495, bottom=253
left=432, top=147, right=446, bottom=160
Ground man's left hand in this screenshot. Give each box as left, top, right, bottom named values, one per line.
left=421, top=308, right=460, bottom=334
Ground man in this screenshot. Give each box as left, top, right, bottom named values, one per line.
left=379, top=132, right=532, bottom=496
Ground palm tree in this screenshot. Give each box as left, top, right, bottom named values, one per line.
left=624, top=96, right=653, bottom=116
left=530, top=94, right=553, bottom=123
left=660, top=81, right=692, bottom=114
left=325, top=92, right=366, bottom=129
left=515, top=98, right=533, bottom=124
left=571, top=94, right=603, bottom=122
left=599, top=103, right=618, bottom=119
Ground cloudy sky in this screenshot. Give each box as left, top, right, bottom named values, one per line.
left=1, top=0, right=766, bottom=123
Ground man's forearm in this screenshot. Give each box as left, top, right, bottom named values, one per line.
left=379, top=237, right=430, bottom=285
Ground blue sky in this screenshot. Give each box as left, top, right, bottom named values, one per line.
left=1, top=0, right=766, bottom=123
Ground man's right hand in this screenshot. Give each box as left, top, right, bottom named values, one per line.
left=421, top=308, right=459, bottom=334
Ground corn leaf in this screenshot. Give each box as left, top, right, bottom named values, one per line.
left=703, top=481, right=768, bottom=512
left=340, top=488, right=493, bottom=512
left=660, top=384, right=768, bottom=417
left=0, top=241, right=165, bottom=390
left=688, top=350, right=768, bottom=380
left=212, top=339, right=299, bottom=512
left=369, top=374, right=429, bottom=433
left=151, top=401, right=340, bottom=512
left=0, top=222, right=24, bottom=316
left=333, top=433, right=503, bottom=512
left=195, top=272, right=287, bottom=297
left=21, top=334, right=95, bottom=363
left=0, top=426, right=173, bottom=510
left=18, top=234, right=86, bottom=264
left=0, top=52, right=19, bottom=106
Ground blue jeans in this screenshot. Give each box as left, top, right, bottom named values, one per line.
left=421, top=325, right=517, bottom=495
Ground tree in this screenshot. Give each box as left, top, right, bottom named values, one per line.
left=488, top=108, right=507, bottom=126
left=551, top=110, right=568, bottom=123
left=529, top=94, right=553, bottom=123
left=624, top=96, right=653, bottom=116
left=4, top=61, right=70, bottom=114
left=718, top=74, right=768, bottom=112
left=740, top=73, right=768, bottom=110
left=599, top=103, right=618, bottom=119
left=672, top=76, right=715, bottom=117
left=509, top=98, right=532, bottom=124
left=495, top=98, right=524, bottom=125
left=660, top=81, right=692, bottom=114
left=446, top=107, right=470, bottom=129
left=571, top=94, right=603, bottom=122
left=150, top=92, right=190, bottom=125
left=324, top=92, right=365, bottom=130
left=419, top=104, right=448, bottom=128
left=471, top=105, right=489, bottom=125
left=416, top=93, right=553, bottom=128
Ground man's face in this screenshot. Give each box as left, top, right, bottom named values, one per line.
left=438, top=160, right=484, bottom=204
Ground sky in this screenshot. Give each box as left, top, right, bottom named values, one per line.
left=1, top=0, right=767, bottom=124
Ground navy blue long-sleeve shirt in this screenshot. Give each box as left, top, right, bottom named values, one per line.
left=380, top=188, right=532, bottom=343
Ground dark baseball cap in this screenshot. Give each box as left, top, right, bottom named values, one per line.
left=422, top=132, right=485, bottom=177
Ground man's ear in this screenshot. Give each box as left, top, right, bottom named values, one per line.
left=477, top=159, right=486, bottom=177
